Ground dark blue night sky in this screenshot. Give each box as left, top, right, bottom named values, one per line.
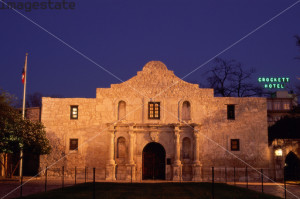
left=1, top=0, right=300, bottom=99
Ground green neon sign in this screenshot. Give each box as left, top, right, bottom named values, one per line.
left=258, top=77, right=290, bottom=89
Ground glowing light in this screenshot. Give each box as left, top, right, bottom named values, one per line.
left=275, top=149, right=282, bottom=156
left=258, top=77, right=290, bottom=89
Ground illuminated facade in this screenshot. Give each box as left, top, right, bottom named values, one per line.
left=267, top=91, right=298, bottom=126
left=40, top=61, right=270, bottom=181
left=268, top=91, right=300, bottom=180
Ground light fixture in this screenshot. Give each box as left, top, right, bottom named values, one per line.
left=275, top=149, right=282, bottom=157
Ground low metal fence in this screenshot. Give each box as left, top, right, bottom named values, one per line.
left=4, top=166, right=290, bottom=199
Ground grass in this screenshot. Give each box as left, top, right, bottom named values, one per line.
left=18, top=182, right=282, bottom=199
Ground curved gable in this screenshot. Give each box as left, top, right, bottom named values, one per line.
left=97, top=61, right=213, bottom=98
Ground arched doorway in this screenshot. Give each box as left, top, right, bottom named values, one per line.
left=285, top=151, right=300, bottom=180
left=142, top=142, right=166, bottom=180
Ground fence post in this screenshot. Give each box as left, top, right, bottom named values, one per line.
left=284, top=168, right=286, bottom=199
left=20, top=174, right=23, bottom=197
left=225, top=167, right=227, bottom=183
left=234, top=167, right=236, bottom=186
left=45, top=166, right=48, bottom=192
left=93, top=168, right=96, bottom=199
left=84, top=167, right=86, bottom=183
left=75, top=166, right=77, bottom=185
left=261, top=169, right=263, bottom=193
left=212, top=167, right=214, bottom=199
left=10, top=163, right=12, bottom=178
left=62, top=166, right=64, bottom=190
left=245, top=167, right=248, bottom=189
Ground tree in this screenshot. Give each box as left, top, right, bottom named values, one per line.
left=27, top=92, right=43, bottom=107
left=16, top=92, right=64, bottom=108
left=293, top=35, right=300, bottom=100
left=295, top=35, right=300, bottom=60
left=268, top=116, right=300, bottom=143
left=0, top=89, right=51, bottom=177
left=205, top=57, right=262, bottom=97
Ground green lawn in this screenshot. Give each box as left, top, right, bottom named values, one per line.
left=18, top=182, right=282, bottom=199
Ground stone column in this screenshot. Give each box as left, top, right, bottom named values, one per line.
left=106, top=124, right=116, bottom=181
left=172, top=126, right=182, bottom=181
left=126, top=126, right=136, bottom=181
left=192, top=125, right=202, bottom=181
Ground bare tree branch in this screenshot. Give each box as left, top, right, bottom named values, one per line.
left=295, top=35, right=300, bottom=60
left=205, top=58, right=262, bottom=97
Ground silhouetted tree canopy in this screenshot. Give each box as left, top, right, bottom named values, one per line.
left=205, top=58, right=262, bottom=97
left=27, top=92, right=42, bottom=107
left=268, top=116, right=300, bottom=142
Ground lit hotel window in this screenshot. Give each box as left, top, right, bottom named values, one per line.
left=70, top=105, right=78, bottom=119
left=282, top=102, right=290, bottom=110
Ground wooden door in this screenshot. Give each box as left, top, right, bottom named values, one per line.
left=142, top=142, right=166, bottom=180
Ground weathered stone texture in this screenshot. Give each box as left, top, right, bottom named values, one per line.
left=25, top=107, right=41, bottom=121
left=40, top=61, right=270, bottom=181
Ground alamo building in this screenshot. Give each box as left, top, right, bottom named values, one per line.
left=40, top=61, right=270, bottom=181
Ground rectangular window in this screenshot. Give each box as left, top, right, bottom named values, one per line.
left=227, top=105, right=235, bottom=120
left=69, top=139, right=78, bottom=150
left=282, top=101, right=290, bottom=110
left=70, top=105, right=78, bottom=119
left=148, top=102, right=160, bottom=119
left=231, top=139, right=240, bottom=151
left=267, top=101, right=273, bottom=110
left=273, top=102, right=281, bottom=110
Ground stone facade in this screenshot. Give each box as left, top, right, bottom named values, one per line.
left=25, top=107, right=41, bottom=122
left=40, top=61, right=270, bottom=181
left=271, top=139, right=300, bottom=180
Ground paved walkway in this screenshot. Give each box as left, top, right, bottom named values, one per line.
left=232, top=182, right=300, bottom=199
left=0, top=178, right=300, bottom=199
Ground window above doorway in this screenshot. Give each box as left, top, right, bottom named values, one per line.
left=148, top=102, right=160, bottom=119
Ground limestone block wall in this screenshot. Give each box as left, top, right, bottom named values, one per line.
left=40, top=97, right=108, bottom=176
left=40, top=61, right=270, bottom=180
left=197, top=97, right=269, bottom=168
left=25, top=107, right=41, bottom=121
